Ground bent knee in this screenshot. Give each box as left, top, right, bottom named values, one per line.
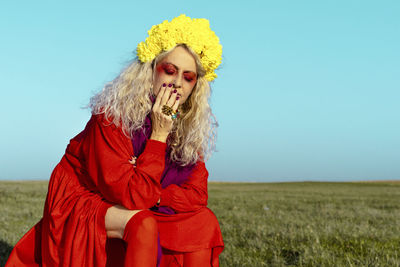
left=124, top=211, right=158, bottom=246
left=133, top=211, right=158, bottom=235
left=105, top=205, right=143, bottom=239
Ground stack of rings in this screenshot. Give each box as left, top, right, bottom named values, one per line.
left=162, top=105, right=180, bottom=120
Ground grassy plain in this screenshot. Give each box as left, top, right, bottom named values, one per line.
left=1, top=181, right=399, bottom=266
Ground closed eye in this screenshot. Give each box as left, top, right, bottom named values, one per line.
left=184, top=72, right=197, bottom=82
left=163, top=64, right=177, bottom=75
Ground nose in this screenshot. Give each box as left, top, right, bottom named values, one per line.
left=173, top=74, right=182, bottom=89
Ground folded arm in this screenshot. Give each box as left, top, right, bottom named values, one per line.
left=158, top=161, right=209, bottom=213
left=83, top=114, right=166, bottom=210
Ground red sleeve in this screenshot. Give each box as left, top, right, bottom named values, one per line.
left=158, top=161, right=208, bottom=213
left=82, top=114, right=166, bottom=210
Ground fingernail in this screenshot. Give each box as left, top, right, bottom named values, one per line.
left=168, top=83, right=173, bottom=87
left=176, top=96, right=180, bottom=100
left=162, top=83, right=166, bottom=87
left=173, top=89, right=177, bottom=93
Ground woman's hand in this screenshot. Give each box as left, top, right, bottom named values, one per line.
left=129, top=156, right=137, bottom=166
left=150, top=83, right=180, bottom=143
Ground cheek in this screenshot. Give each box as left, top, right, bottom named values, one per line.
left=153, top=66, right=167, bottom=95
left=187, top=79, right=196, bottom=86
left=182, top=85, right=195, bottom=100
left=154, top=65, right=165, bottom=84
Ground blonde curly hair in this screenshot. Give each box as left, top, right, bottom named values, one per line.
left=89, top=44, right=218, bottom=165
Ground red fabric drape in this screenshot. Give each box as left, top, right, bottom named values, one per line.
left=5, top=114, right=223, bottom=267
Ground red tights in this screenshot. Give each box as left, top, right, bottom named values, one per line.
left=122, top=210, right=158, bottom=266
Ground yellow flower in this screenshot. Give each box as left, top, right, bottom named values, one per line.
left=137, top=14, right=222, bottom=81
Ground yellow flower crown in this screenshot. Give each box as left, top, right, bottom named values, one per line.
left=137, top=14, right=222, bottom=81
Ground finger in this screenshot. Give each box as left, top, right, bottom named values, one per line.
left=129, top=157, right=136, bottom=165
left=171, top=95, right=180, bottom=112
left=166, top=88, right=179, bottom=107
left=160, top=83, right=173, bottom=107
left=154, top=83, right=167, bottom=109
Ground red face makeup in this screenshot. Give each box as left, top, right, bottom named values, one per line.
left=156, top=62, right=197, bottom=84
left=183, top=72, right=197, bottom=83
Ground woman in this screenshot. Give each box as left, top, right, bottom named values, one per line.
left=6, top=14, right=224, bottom=267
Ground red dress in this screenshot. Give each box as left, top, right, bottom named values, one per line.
left=5, top=114, right=224, bottom=267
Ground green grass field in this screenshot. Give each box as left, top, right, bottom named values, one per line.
left=1, top=181, right=399, bottom=266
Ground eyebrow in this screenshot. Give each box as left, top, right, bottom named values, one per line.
left=164, top=62, right=197, bottom=74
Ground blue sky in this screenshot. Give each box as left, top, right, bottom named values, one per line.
left=0, top=1, right=399, bottom=181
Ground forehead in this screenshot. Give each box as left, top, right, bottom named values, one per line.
left=160, top=46, right=197, bottom=73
